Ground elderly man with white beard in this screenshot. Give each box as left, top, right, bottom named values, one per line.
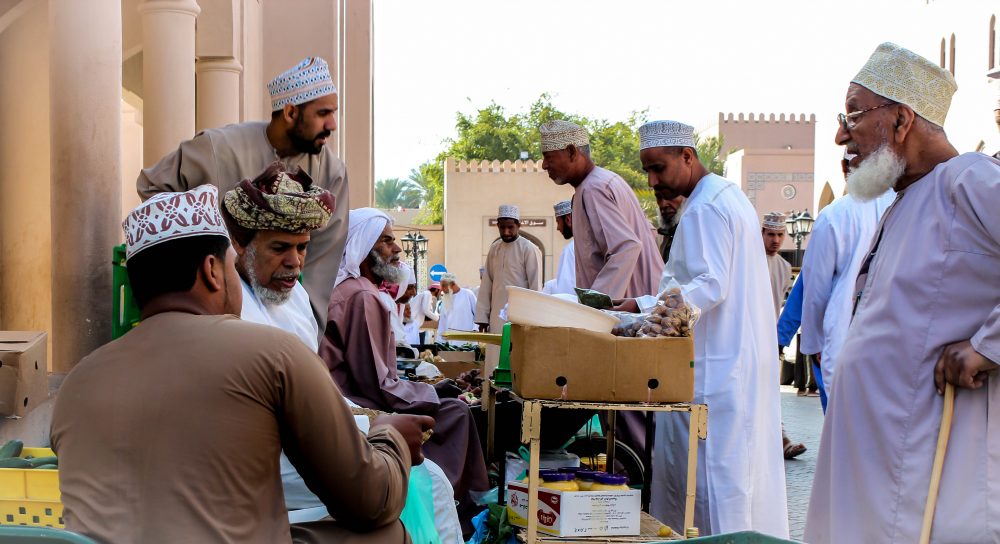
left=320, top=209, right=489, bottom=536
left=805, top=43, right=1000, bottom=544
left=436, top=273, right=478, bottom=345
left=223, top=167, right=464, bottom=544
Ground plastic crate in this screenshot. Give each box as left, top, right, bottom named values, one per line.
left=0, top=448, right=63, bottom=528
left=112, top=244, right=142, bottom=340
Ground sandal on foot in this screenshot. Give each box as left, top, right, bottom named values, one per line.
left=784, top=442, right=807, bottom=459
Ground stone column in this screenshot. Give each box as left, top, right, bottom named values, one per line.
left=48, top=0, right=122, bottom=371
left=139, top=0, right=200, bottom=166
left=196, top=57, right=243, bottom=131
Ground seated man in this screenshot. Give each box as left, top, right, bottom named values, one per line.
left=51, top=185, right=432, bottom=544
left=321, top=208, right=489, bottom=532
left=222, top=165, right=462, bottom=543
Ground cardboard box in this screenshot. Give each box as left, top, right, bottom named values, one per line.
left=0, top=332, right=48, bottom=417
left=434, top=351, right=481, bottom=379
left=506, top=480, right=640, bottom=537
left=509, top=325, right=693, bottom=403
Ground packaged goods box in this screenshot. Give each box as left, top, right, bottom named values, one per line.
left=0, top=332, right=48, bottom=417
left=506, top=480, right=640, bottom=537
left=509, top=325, right=693, bottom=403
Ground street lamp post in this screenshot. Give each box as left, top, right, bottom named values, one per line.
left=399, top=231, right=430, bottom=290
left=784, top=209, right=815, bottom=268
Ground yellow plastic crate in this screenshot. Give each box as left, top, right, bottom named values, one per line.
left=0, top=447, right=63, bottom=527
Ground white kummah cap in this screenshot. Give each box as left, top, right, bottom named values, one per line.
left=497, top=204, right=520, bottom=222
left=335, top=208, right=392, bottom=288
left=123, top=185, right=229, bottom=260
left=553, top=200, right=572, bottom=217
left=638, top=120, right=696, bottom=150
left=268, top=57, right=337, bottom=112
left=538, top=120, right=590, bottom=152
left=762, top=212, right=787, bottom=231
left=851, top=42, right=957, bottom=127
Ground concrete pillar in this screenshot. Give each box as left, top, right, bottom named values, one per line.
left=339, top=0, right=374, bottom=209
left=196, top=57, right=242, bottom=131
left=48, top=0, right=122, bottom=371
left=139, top=0, right=200, bottom=167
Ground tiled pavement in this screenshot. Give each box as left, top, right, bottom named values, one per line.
left=780, top=384, right=825, bottom=541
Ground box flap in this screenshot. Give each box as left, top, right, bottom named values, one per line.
left=0, top=331, right=46, bottom=352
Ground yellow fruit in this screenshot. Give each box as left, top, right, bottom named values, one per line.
left=658, top=524, right=673, bottom=537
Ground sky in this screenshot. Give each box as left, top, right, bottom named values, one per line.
left=371, top=0, right=935, bottom=182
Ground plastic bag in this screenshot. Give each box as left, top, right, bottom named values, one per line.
left=606, top=310, right=648, bottom=337
left=636, top=281, right=700, bottom=338
left=575, top=287, right=613, bottom=310
left=399, top=464, right=443, bottom=544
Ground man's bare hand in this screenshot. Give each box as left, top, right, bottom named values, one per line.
left=373, top=414, right=435, bottom=466
left=934, top=340, right=998, bottom=395
left=477, top=323, right=489, bottom=333
left=610, top=298, right=640, bottom=313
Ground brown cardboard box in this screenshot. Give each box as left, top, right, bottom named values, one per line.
left=434, top=350, right=481, bottom=378
left=0, top=332, right=48, bottom=417
left=509, top=325, right=693, bottom=403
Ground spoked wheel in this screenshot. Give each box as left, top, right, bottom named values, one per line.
left=566, top=435, right=645, bottom=487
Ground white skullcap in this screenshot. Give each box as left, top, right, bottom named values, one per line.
left=394, top=262, right=417, bottom=301
left=538, top=120, right=590, bottom=152
left=852, top=42, right=957, bottom=127
left=761, top=212, right=787, bottom=231
left=335, top=208, right=391, bottom=288
left=497, top=204, right=520, bottom=221
left=268, top=57, right=337, bottom=112
left=553, top=200, right=572, bottom=217
left=639, top=120, right=696, bottom=150
left=440, top=272, right=458, bottom=283
left=123, top=185, right=229, bottom=260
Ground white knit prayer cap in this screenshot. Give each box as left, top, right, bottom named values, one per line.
left=538, top=120, right=590, bottom=152
left=122, top=185, right=230, bottom=260
left=761, top=212, right=787, bottom=231
left=553, top=200, right=572, bottom=217
left=851, top=42, right=957, bottom=127
left=497, top=204, right=520, bottom=222
left=639, top=120, right=696, bottom=150
left=268, top=57, right=337, bottom=112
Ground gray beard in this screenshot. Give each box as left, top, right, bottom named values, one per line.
left=246, top=244, right=294, bottom=307
left=442, top=291, right=455, bottom=313
left=369, top=249, right=406, bottom=285
left=847, top=145, right=905, bottom=202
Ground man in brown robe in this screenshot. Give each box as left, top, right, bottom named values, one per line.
left=539, top=120, right=663, bottom=299
left=321, top=208, right=489, bottom=535
left=137, top=57, right=347, bottom=331
left=51, top=186, right=431, bottom=544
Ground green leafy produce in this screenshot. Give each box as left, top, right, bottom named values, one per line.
left=575, top=288, right=613, bottom=310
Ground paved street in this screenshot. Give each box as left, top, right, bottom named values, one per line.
left=780, top=384, right=825, bottom=541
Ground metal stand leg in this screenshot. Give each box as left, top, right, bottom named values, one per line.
left=521, top=400, right=542, bottom=544
left=605, top=410, right=617, bottom=472
left=642, top=411, right=654, bottom=511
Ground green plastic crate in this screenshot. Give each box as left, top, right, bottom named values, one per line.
left=112, top=245, right=141, bottom=340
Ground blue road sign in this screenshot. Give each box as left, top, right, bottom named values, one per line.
left=428, top=264, right=448, bottom=281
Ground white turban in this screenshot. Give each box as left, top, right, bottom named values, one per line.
left=335, top=208, right=392, bottom=288
left=393, top=262, right=417, bottom=302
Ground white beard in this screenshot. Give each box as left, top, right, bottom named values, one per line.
left=846, top=145, right=905, bottom=202
left=369, top=249, right=406, bottom=285
left=442, top=291, right=455, bottom=314
left=246, top=244, right=293, bottom=307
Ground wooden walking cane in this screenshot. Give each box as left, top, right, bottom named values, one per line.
left=919, top=382, right=955, bottom=544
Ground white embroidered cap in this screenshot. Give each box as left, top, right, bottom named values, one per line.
left=538, top=120, right=590, bottom=152
left=497, top=204, right=520, bottom=222
left=268, top=57, right=337, bottom=112
left=123, top=185, right=230, bottom=260
left=639, top=120, right=696, bottom=150
left=851, top=42, right=957, bottom=127
left=553, top=200, right=572, bottom=217
left=761, top=212, right=787, bottom=231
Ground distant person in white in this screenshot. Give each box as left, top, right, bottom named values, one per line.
left=406, top=281, right=441, bottom=345
left=437, top=273, right=478, bottom=345
left=542, top=199, right=577, bottom=295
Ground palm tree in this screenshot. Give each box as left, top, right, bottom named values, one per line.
left=374, top=178, right=422, bottom=209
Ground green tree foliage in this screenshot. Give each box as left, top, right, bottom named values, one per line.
left=411, top=161, right=444, bottom=224
left=374, top=177, right=422, bottom=209
left=412, top=94, right=727, bottom=223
